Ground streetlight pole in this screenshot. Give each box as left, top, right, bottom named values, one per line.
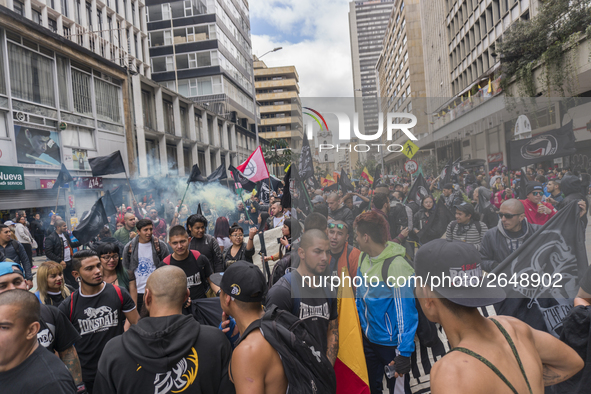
left=252, top=47, right=282, bottom=147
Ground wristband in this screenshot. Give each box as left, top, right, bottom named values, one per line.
left=77, top=384, right=87, bottom=394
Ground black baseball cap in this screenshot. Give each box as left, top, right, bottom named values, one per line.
left=526, top=181, right=544, bottom=195
left=454, top=202, right=475, bottom=216
left=209, top=261, right=267, bottom=303
left=414, top=239, right=506, bottom=307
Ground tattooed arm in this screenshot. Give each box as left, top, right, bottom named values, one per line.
left=326, top=318, right=339, bottom=366
left=59, top=345, right=83, bottom=386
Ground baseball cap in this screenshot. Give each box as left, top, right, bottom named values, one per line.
left=126, top=206, right=133, bottom=211
left=312, top=195, right=324, bottom=204
left=526, top=182, right=543, bottom=195
left=454, top=202, right=475, bottom=216
left=0, top=261, right=24, bottom=277
left=3, top=221, right=15, bottom=226
left=414, top=239, right=506, bottom=307
left=209, top=261, right=266, bottom=302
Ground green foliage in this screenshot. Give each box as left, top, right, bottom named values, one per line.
left=498, top=0, right=591, bottom=97
left=262, top=139, right=293, bottom=168
left=353, top=158, right=378, bottom=180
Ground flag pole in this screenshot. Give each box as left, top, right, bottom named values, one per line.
left=55, top=185, right=61, bottom=214
left=300, top=180, right=314, bottom=211
left=124, top=172, right=138, bottom=204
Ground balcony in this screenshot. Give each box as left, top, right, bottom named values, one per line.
left=261, top=116, right=294, bottom=126
left=255, top=78, right=300, bottom=92
left=256, top=91, right=299, bottom=101
left=259, top=104, right=301, bottom=115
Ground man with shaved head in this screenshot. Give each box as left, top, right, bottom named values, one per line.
left=480, top=199, right=542, bottom=272
left=45, top=219, right=82, bottom=287
left=0, top=289, right=76, bottom=393
left=95, top=265, right=234, bottom=394
left=114, top=212, right=137, bottom=245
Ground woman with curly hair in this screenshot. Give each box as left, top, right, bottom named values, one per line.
left=35, top=261, right=74, bottom=307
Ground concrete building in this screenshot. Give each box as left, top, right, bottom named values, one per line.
left=253, top=55, right=302, bottom=152
left=375, top=0, right=428, bottom=173
left=349, top=0, right=394, bottom=161
left=0, top=7, right=132, bottom=221
left=145, top=0, right=257, bottom=133
left=2, top=0, right=149, bottom=76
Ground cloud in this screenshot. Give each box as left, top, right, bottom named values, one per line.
left=249, top=0, right=354, bottom=98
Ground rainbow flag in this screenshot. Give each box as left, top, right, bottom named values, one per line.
left=360, top=167, right=373, bottom=184
left=335, top=268, right=370, bottom=393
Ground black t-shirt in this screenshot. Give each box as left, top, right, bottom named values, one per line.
left=169, top=251, right=213, bottom=299
left=580, top=265, right=591, bottom=294
left=0, top=345, right=76, bottom=394
left=38, top=304, right=80, bottom=353
left=265, top=270, right=338, bottom=353
left=224, top=244, right=255, bottom=267
left=59, top=283, right=135, bottom=384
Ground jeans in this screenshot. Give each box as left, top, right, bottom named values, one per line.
left=363, top=335, right=398, bottom=394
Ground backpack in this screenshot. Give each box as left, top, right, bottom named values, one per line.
left=162, top=249, right=201, bottom=265
left=127, top=236, right=161, bottom=259
left=359, top=253, right=397, bottom=285
left=448, top=220, right=482, bottom=240
left=68, top=284, right=123, bottom=322
left=240, top=305, right=337, bottom=394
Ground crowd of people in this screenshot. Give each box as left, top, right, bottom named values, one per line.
left=0, top=162, right=590, bottom=394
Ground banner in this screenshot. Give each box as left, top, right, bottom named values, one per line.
left=439, top=157, right=452, bottom=187
left=187, top=164, right=207, bottom=183
left=72, top=197, right=108, bottom=244
left=101, top=190, right=118, bottom=216
left=237, top=146, right=270, bottom=183
left=207, top=164, right=228, bottom=182
left=339, top=168, right=354, bottom=192
left=229, top=165, right=256, bottom=193
left=491, top=201, right=588, bottom=337
left=406, top=173, right=431, bottom=206
left=15, top=126, right=61, bottom=166
left=508, top=121, right=576, bottom=170
left=89, top=151, right=126, bottom=176
left=297, top=133, right=314, bottom=181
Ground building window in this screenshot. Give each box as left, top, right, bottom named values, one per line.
left=32, top=9, right=43, bottom=25
left=13, top=0, right=24, bottom=15
left=149, top=30, right=172, bottom=47
left=151, top=56, right=173, bottom=72
left=8, top=43, right=55, bottom=107
left=48, top=18, right=58, bottom=33
left=56, top=56, right=70, bottom=110
left=71, top=68, right=93, bottom=116
left=180, top=106, right=189, bottom=138
left=63, top=126, right=95, bottom=149
left=141, top=90, right=155, bottom=129
left=131, top=2, right=136, bottom=25
left=163, top=100, right=175, bottom=134
left=75, top=0, right=82, bottom=24
left=146, top=138, right=160, bottom=175
left=94, top=78, right=121, bottom=123
left=166, top=144, right=178, bottom=174
left=61, top=0, right=69, bottom=17
left=86, top=2, right=92, bottom=28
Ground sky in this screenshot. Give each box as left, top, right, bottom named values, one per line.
left=249, top=0, right=354, bottom=98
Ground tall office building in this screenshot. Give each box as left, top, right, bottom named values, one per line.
left=146, top=0, right=257, bottom=131
left=349, top=0, right=394, bottom=150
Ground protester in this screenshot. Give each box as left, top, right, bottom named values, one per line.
left=493, top=187, right=515, bottom=209
left=327, top=219, right=360, bottom=281
left=473, top=186, right=499, bottom=229
left=326, top=192, right=354, bottom=230
left=187, top=214, right=224, bottom=273
left=46, top=212, right=60, bottom=236
left=263, top=218, right=300, bottom=264
left=201, top=202, right=218, bottom=234
left=30, top=213, right=45, bottom=256
left=413, top=195, right=435, bottom=238
left=441, top=183, right=462, bottom=210
left=213, top=261, right=288, bottom=393
left=59, top=250, right=139, bottom=393
left=96, top=243, right=136, bottom=300
left=113, top=212, right=137, bottom=245
left=354, top=211, right=418, bottom=394
left=546, top=179, right=564, bottom=207
left=414, top=239, right=584, bottom=394
left=91, top=227, right=124, bottom=255
left=121, top=219, right=169, bottom=314
left=94, top=265, right=234, bottom=394
left=445, top=202, right=488, bottom=250
left=257, top=212, right=270, bottom=233
left=0, top=224, right=32, bottom=288
left=269, top=201, right=287, bottom=229
left=0, top=290, right=77, bottom=394
left=223, top=224, right=256, bottom=267
left=148, top=207, right=167, bottom=240
left=45, top=220, right=82, bottom=287
left=166, top=225, right=218, bottom=300
left=0, top=261, right=84, bottom=390
left=214, top=216, right=232, bottom=253
left=34, top=261, right=74, bottom=307
left=520, top=182, right=557, bottom=225
left=557, top=175, right=588, bottom=212
left=389, top=190, right=413, bottom=237
left=229, top=201, right=252, bottom=233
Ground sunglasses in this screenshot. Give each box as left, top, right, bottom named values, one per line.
left=531, top=191, right=544, bottom=196
left=498, top=212, right=523, bottom=219
left=328, top=223, right=346, bottom=230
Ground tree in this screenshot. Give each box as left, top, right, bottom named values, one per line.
left=262, top=139, right=293, bottom=175
left=353, top=158, right=378, bottom=180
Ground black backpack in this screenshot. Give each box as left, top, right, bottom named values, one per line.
left=241, top=305, right=337, bottom=394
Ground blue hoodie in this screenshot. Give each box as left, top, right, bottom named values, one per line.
left=356, top=241, right=418, bottom=356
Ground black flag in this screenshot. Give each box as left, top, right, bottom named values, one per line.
left=187, top=164, right=207, bottom=183
left=339, top=168, right=354, bottom=192
left=417, top=198, right=454, bottom=244
left=518, top=168, right=528, bottom=200
left=207, top=164, right=228, bottom=182
left=53, top=164, right=74, bottom=189
left=101, top=190, right=118, bottom=216
left=196, top=203, right=202, bottom=216
left=73, top=198, right=108, bottom=244
left=89, top=151, right=127, bottom=176
left=372, top=165, right=382, bottom=189
left=298, top=133, right=314, bottom=181
left=229, top=165, right=256, bottom=193
left=269, top=176, right=283, bottom=191
left=508, top=121, right=576, bottom=170
left=450, top=158, right=462, bottom=183
left=407, top=173, right=432, bottom=206
left=491, top=201, right=588, bottom=337
left=439, top=158, right=452, bottom=187
left=110, top=186, right=123, bottom=206
left=281, top=166, right=291, bottom=210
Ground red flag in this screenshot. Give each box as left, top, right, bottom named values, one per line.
left=237, top=146, right=270, bottom=183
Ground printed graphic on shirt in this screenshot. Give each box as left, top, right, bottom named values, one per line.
left=137, top=257, right=156, bottom=277
left=299, top=302, right=330, bottom=320
left=151, top=347, right=198, bottom=394
left=78, top=306, right=119, bottom=335
left=187, top=272, right=202, bottom=287
left=37, top=328, right=54, bottom=347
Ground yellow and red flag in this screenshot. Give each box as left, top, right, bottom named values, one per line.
left=360, top=167, right=373, bottom=185
left=335, top=268, right=370, bottom=393
left=321, top=177, right=335, bottom=187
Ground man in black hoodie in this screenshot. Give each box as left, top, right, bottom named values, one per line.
left=94, top=265, right=234, bottom=394
left=556, top=175, right=588, bottom=224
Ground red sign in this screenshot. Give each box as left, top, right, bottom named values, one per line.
left=487, top=152, right=503, bottom=163
left=404, top=160, right=418, bottom=174
left=40, top=179, right=56, bottom=189
left=74, top=177, right=103, bottom=189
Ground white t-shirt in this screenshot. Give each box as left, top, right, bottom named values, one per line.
left=135, top=242, right=156, bottom=294
left=216, top=236, right=232, bottom=250
left=59, top=233, right=71, bottom=262
left=273, top=215, right=285, bottom=229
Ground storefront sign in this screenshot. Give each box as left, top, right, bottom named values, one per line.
left=40, top=179, right=57, bottom=189
left=74, top=177, right=103, bottom=189
left=487, top=152, right=503, bottom=163
left=0, top=166, right=25, bottom=190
